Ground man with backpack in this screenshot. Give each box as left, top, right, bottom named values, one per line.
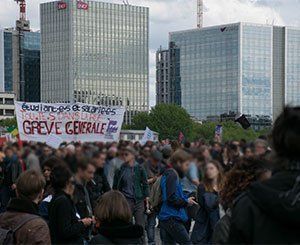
left=0, top=170, right=51, bottom=244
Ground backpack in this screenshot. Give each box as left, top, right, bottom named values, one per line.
left=149, top=175, right=163, bottom=210
left=0, top=214, right=39, bottom=245
left=149, top=168, right=177, bottom=210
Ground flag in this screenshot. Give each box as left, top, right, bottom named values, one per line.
left=235, top=114, right=251, bottom=129
left=178, top=131, right=185, bottom=143
left=140, top=127, right=154, bottom=146
left=7, top=125, right=19, bottom=137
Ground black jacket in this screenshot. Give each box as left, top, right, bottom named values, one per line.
left=87, top=168, right=111, bottom=210
left=90, top=220, right=143, bottom=244
left=48, top=191, right=86, bottom=244
left=73, top=181, right=93, bottom=219
left=229, top=169, right=300, bottom=244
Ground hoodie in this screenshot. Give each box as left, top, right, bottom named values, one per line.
left=229, top=169, right=300, bottom=244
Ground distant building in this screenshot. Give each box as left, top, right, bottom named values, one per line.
left=0, top=22, right=40, bottom=102
left=156, top=42, right=181, bottom=105
left=40, top=0, right=149, bottom=124
left=159, top=22, right=300, bottom=125
left=156, top=47, right=170, bottom=104
left=120, top=129, right=159, bottom=142
left=0, top=92, right=15, bottom=119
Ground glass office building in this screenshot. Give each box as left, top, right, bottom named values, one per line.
left=168, top=23, right=300, bottom=121
left=41, top=0, right=149, bottom=123
left=0, top=28, right=40, bottom=101
left=23, top=32, right=41, bottom=102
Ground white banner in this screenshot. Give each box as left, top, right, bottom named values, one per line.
left=140, top=127, right=154, bottom=146
left=15, top=101, right=125, bottom=144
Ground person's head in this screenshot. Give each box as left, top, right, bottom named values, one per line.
left=199, top=145, right=211, bottom=161
left=150, top=150, right=163, bottom=166
left=161, top=145, right=173, bottom=161
left=271, top=107, right=300, bottom=163
left=43, top=157, right=65, bottom=181
left=92, top=151, right=107, bottom=169
left=16, top=170, right=46, bottom=203
left=42, top=145, right=52, bottom=157
left=169, top=150, right=192, bottom=177
left=203, top=160, right=223, bottom=192
left=94, top=190, right=132, bottom=225
left=76, top=158, right=96, bottom=182
left=254, top=139, right=268, bottom=156
left=4, top=146, right=14, bottom=158
left=123, top=146, right=137, bottom=166
left=212, top=142, right=222, bottom=153
left=244, top=146, right=254, bottom=158
left=220, top=157, right=272, bottom=208
left=51, top=165, right=75, bottom=196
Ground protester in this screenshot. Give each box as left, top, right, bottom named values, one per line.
left=74, top=158, right=95, bottom=220
left=191, top=160, right=223, bottom=244
left=143, top=150, right=165, bottom=245
left=106, top=145, right=125, bottom=188
left=49, top=164, right=93, bottom=244
left=158, top=150, right=196, bottom=245
left=213, top=157, right=271, bottom=244
left=229, top=107, right=300, bottom=244
left=181, top=148, right=200, bottom=232
left=113, top=146, right=149, bottom=229
left=24, top=145, right=40, bottom=172
left=253, top=138, right=268, bottom=157
left=0, top=170, right=51, bottom=244
left=87, top=151, right=111, bottom=210
left=39, top=157, right=64, bottom=221
left=39, top=145, right=52, bottom=168
left=90, top=190, right=144, bottom=244
left=1, top=146, right=22, bottom=210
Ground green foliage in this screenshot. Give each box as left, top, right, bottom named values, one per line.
left=0, top=117, right=17, bottom=129
left=129, top=104, right=194, bottom=140
left=128, top=104, right=270, bottom=142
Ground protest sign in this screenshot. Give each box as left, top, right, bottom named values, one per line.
left=140, top=127, right=154, bottom=146
left=214, top=125, right=223, bottom=142
left=15, top=101, right=125, bottom=143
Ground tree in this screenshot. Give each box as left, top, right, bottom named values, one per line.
left=0, top=117, right=17, bottom=128
left=129, top=105, right=270, bottom=142
left=129, top=104, right=194, bottom=140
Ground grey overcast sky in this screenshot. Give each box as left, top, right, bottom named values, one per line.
left=1, top=0, right=300, bottom=106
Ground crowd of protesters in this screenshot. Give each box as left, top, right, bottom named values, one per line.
left=0, top=107, right=300, bottom=244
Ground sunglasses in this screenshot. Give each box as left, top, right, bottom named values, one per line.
left=70, top=180, right=77, bottom=186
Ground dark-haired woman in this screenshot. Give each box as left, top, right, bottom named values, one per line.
left=48, top=165, right=93, bottom=244
left=229, top=107, right=300, bottom=244
left=90, top=190, right=144, bottom=244
left=212, top=157, right=271, bottom=244
left=39, top=157, right=65, bottom=220
left=191, top=160, right=223, bottom=244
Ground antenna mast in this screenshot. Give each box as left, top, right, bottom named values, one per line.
left=197, top=0, right=203, bottom=29
left=15, top=0, right=26, bottom=21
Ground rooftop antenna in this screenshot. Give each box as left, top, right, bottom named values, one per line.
left=197, top=0, right=203, bottom=29
left=14, top=0, right=26, bottom=21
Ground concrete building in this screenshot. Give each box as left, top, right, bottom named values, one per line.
left=156, top=47, right=170, bottom=104
left=0, top=92, right=15, bottom=120
left=0, top=22, right=41, bottom=102
left=40, top=0, right=149, bottom=124
left=159, top=22, right=300, bottom=122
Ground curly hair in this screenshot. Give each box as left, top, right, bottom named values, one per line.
left=220, top=157, right=270, bottom=208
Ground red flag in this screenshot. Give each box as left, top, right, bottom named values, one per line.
left=178, top=131, right=185, bottom=143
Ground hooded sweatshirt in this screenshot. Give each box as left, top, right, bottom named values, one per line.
left=229, top=168, right=300, bottom=244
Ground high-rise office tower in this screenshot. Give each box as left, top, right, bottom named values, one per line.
left=40, top=0, right=149, bottom=123
left=0, top=24, right=40, bottom=102
left=158, top=23, right=300, bottom=122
